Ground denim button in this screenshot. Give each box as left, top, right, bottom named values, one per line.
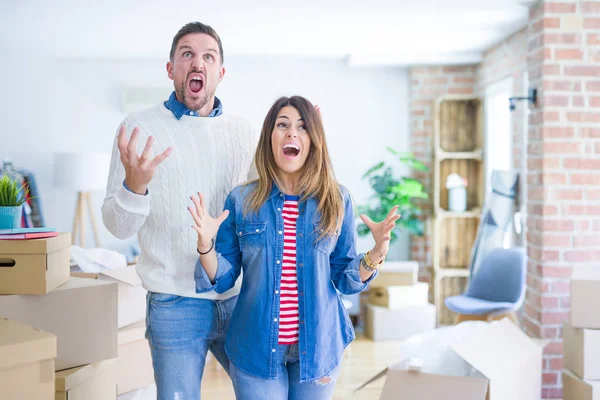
left=278, top=231, right=282, bottom=235
left=302, top=351, right=306, bottom=355
left=276, top=260, right=280, bottom=264
left=272, top=348, right=276, bottom=353
left=274, top=318, right=278, bottom=322
left=275, top=290, right=279, bottom=294
left=277, top=208, right=281, bottom=211
left=299, top=263, right=304, bottom=267
left=298, top=233, right=303, bottom=237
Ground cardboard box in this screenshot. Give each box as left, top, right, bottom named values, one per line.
left=563, top=369, right=600, bottom=400
left=0, top=232, right=71, bottom=294
left=55, top=359, right=117, bottom=400
left=571, top=266, right=600, bottom=328
left=0, top=277, right=118, bottom=371
left=117, top=321, right=154, bottom=395
left=365, top=303, right=436, bottom=341
left=359, top=318, right=544, bottom=400
left=564, top=321, right=600, bottom=380
left=371, top=261, right=419, bottom=288
left=0, top=317, right=57, bottom=400
left=369, top=283, right=429, bottom=309
left=72, top=266, right=147, bottom=329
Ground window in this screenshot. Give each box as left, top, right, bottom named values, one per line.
left=484, top=77, right=513, bottom=195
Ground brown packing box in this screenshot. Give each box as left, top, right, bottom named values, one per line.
left=370, top=261, right=419, bottom=288
left=0, top=277, right=118, bottom=371
left=563, top=369, right=600, bottom=400
left=55, top=359, right=117, bottom=400
left=365, top=303, right=436, bottom=341
left=571, top=265, right=600, bottom=328
left=369, top=283, right=429, bottom=308
left=564, top=321, right=600, bottom=380
left=0, top=232, right=71, bottom=294
left=71, top=265, right=147, bottom=329
left=358, top=319, right=544, bottom=400
left=0, top=317, right=57, bottom=400
left=117, top=320, right=154, bottom=395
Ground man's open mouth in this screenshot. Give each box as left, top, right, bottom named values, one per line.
left=189, top=76, right=204, bottom=93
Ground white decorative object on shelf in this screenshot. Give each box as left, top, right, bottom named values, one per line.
left=446, top=173, right=468, bottom=212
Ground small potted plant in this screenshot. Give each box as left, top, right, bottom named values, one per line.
left=0, top=173, right=29, bottom=229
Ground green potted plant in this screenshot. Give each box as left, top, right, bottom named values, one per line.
left=0, top=173, right=29, bottom=229
left=357, top=147, right=429, bottom=242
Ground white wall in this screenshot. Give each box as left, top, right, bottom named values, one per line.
left=0, top=53, right=410, bottom=259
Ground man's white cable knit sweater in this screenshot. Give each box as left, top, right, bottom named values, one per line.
left=102, top=104, right=256, bottom=299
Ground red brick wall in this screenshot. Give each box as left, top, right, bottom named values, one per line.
left=526, top=1, right=600, bottom=398
left=409, top=66, right=477, bottom=278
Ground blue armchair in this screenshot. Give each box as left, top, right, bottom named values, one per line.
left=445, top=247, right=526, bottom=325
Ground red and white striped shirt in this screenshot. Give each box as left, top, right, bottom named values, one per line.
left=278, top=196, right=300, bottom=344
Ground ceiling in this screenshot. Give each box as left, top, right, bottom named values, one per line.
left=1, top=0, right=536, bottom=65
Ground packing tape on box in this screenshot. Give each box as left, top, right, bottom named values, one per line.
left=406, top=357, right=424, bottom=372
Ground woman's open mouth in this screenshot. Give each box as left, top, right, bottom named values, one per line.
left=283, top=144, right=300, bottom=159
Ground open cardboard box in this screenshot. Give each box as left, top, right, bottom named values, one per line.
left=357, top=319, right=546, bottom=400
left=71, top=265, right=146, bottom=329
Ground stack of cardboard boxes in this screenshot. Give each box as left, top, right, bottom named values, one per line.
left=365, top=261, right=437, bottom=341
left=562, top=266, right=600, bottom=398
left=71, top=266, right=154, bottom=397
left=0, top=232, right=154, bottom=399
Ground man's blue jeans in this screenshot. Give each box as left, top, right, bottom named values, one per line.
left=230, top=343, right=341, bottom=400
left=145, top=292, right=237, bottom=399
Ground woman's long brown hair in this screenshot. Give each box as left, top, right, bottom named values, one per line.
left=244, top=96, right=343, bottom=239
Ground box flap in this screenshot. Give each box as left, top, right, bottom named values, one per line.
left=571, top=265, right=600, bottom=282
left=118, top=320, right=146, bottom=345
left=0, top=232, right=71, bottom=254
left=449, top=319, right=543, bottom=400
left=55, top=358, right=117, bottom=391
left=54, top=276, right=118, bottom=291
left=101, top=266, right=142, bottom=287
left=563, top=368, right=600, bottom=399
left=379, top=261, right=419, bottom=273
left=353, top=363, right=400, bottom=393
left=0, top=317, right=57, bottom=369
left=380, top=368, right=489, bottom=400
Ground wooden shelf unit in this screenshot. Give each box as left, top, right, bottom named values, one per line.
left=432, top=95, right=484, bottom=325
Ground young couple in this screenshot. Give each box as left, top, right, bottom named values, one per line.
left=102, top=21, right=398, bottom=400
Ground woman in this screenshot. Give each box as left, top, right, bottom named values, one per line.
left=188, top=96, right=399, bottom=399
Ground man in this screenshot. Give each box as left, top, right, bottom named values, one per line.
left=102, top=22, right=256, bottom=399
